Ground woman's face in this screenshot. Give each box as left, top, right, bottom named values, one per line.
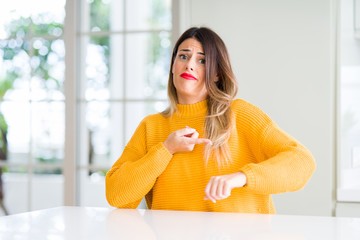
left=172, top=38, right=207, bottom=105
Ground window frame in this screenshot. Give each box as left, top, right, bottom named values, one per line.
left=63, top=0, right=177, bottom=206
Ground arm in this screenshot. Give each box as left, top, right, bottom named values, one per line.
left=204, top=123, right=316, bottom=201
left=105, top=121, right=173, bottom=209
left=106, top=123, right=211, bottom=208
left=204, top=100, right=316, bottom=201
left=240, top=122, right=316, bottom=195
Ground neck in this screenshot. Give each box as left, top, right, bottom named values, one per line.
left=177, top=95, right=207, bottom=105
left=176, top=99, right=208, bottom=117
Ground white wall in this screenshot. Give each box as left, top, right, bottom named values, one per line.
left=180, top=0, right=335, bottom=216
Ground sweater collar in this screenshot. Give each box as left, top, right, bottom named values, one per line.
left=176, top=100, right=208, bottom=117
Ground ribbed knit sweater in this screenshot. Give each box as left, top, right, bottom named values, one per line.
left=106, top=99, right=316, bottom=214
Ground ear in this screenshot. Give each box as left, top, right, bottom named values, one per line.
left=214, top=74, right=219, bottom=82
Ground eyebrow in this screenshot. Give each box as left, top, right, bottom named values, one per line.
left=179, top=49, right=205, bottom=55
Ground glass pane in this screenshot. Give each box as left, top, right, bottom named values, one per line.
left=81, top=101, right=124, bottom=168
left=125, top=32, right=170, bottom=99
left=0, top=39, right=31, bottom=101
left=2, top=168, right=29, bottom=215
left=2, top=101, right=30, bottom=164
left=78, top=168, right=108, bottom=207
left=84, top=35, right=124, bottom=101
left=31, top=101, right=64, bottom=165
left=86, top=0, right=125, bottom=32
left=31, top=1, right=65, bottom=36
left=31, top=38, right=65, bottom=101
left=0, top=0, right=65, bottom=39
left=84, top=36, right=110, bottom=100
left=89, top=0, right=113, bottom=32
left=125, top=101, right=166, bottom=143
left=0, top=8, right=31, bottom=39
left=339, top=67, right=360, bottom=186
left=126, top=0, right=171, bottom=30
left=31, top=169, right=63, bottom=211
left=337, top=0, right=360, bottom=202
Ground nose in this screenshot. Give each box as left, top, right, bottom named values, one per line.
left=186, top=57, right=195, bottom=71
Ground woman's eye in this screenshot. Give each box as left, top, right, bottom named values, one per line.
left=199, top=59, right=205, bottom=64
left=179, top=54, right=187, bottom=60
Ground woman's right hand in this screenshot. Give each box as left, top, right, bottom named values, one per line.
left=163, top=126, right=212, bottom=154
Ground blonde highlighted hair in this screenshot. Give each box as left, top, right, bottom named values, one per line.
left=162, top=27, right=238, bottom=166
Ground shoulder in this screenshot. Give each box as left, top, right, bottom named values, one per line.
left=128, top=112, right=168, bottom=143
left=142, top=112, right=166, bottom=122
left=231, top=99, right=267, bottom=116
left=231, top=99, right=273, bottom=127
left=139, top=112, right=166, bottom=125
left=138, top=112, right=168, bottom=130
left=231, top=99, right=256, bottom=111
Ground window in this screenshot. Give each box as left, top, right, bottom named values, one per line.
left=76, top=0, right=172, bottom=207
left=337, top=0, right=360, bottom=202
left=0, top=0, right=66, bottom=214
left=0, top=0, right=172, bottom=215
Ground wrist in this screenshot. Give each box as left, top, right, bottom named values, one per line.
left=237, top=171, right=247, bottom=187
left=163, top=141, right=174, bottom=155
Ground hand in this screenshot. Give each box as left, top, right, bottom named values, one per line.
left=163, top=126, right=212, bottom=154
left=204, top=171, right=247, bottom=203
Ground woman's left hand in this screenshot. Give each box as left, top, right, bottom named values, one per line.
left=204, top=171, right=247, bottom=203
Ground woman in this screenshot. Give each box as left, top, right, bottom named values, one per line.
left=106, top=27, right=316, bottom=213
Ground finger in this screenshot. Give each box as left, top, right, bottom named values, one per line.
left=190, top=131, right=199, bottom=139
left=176, top=127, right=196, bottom=137
left=204, top=179, right=216, bottom=203
left=210, top=177, right=219, bottom=200
left=187, top=138, right=212, bottom=145
left=217, top=179, right=225, bottom=199
left=223, top=181, right=231, bottom=197
left=184, top=130, right=198, bottom=138
left=204, top=196, right=216, bottom=203
left=204, top=178, right=212, bottom=196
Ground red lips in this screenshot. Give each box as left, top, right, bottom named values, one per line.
left=180, top=73, right=197, bottom=80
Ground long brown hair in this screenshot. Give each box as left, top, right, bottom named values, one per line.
left=162, top=27, right=238, bottom=166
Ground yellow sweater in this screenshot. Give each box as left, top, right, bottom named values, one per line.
left=106, top=99, right=316, bottom=214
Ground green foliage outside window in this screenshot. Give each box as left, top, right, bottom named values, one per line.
left=1, top=15, right=64, bottom=172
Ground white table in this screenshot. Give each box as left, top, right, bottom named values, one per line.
left=0, top=206, right=359, bottom=239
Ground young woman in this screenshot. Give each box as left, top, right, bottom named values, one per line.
left=105, top=27, right=316, bottom=213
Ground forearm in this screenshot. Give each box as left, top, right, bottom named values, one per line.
left=240, top=143, right=316, bottom=195
left=106, top=142, right=173, bottom=208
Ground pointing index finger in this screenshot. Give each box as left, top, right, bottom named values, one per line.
left=187, top=138, right=212, bottom=145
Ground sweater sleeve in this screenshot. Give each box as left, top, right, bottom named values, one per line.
left=237, top=102, right=316, bottom=195
left=105, top=119, right=173, bottom=208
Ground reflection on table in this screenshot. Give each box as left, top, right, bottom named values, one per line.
left=0, top=206, right=359, bottom=239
